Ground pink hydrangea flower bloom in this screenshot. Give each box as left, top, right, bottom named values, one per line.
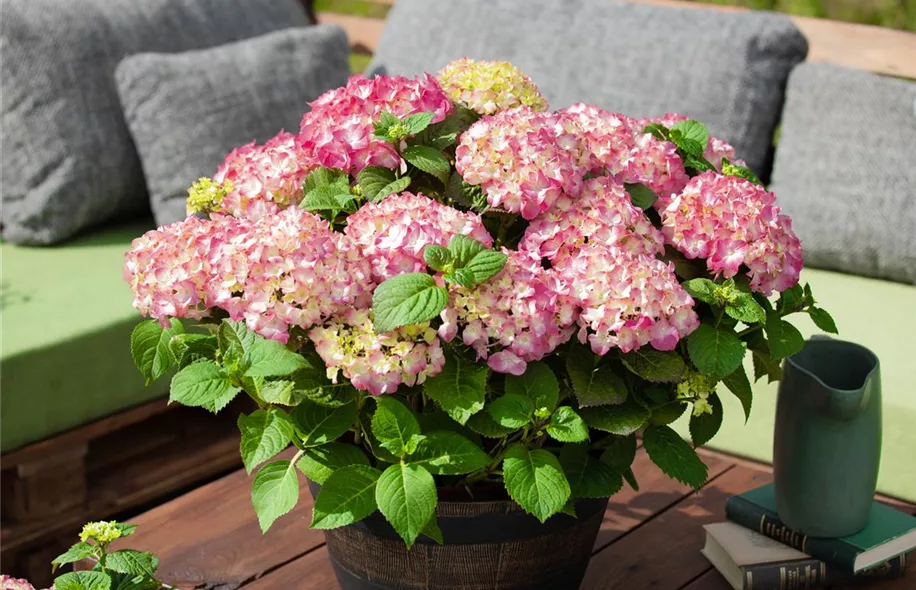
left=437, top=58, right=548, bottom=115
left=555, top=244, right=699, bottom=354
left=520, top=176, right=665, bottom=263
left=660, top=172, right=803, bottom=295
left=308, top=308, right=445, bottom=395
left=637, top=112, right=746, bottom=170
left=444, top=249, right=575, bottom=374
left=298, top=74, right=452, bottom=175
left=344, top=192, right=492, bottom=282
left=455, top=106, right=585, bottom=219
left=213, top=131, right=311, bottom=221
left=0, top=576, right=36, bottom=590
left=557, top=104, right=689, bottom=204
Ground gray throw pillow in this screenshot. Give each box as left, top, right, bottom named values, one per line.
left=769, top=63, right=916, bottom=284
left=367, top=0, right=808, bottom=179
left=1, top=0, right=309, bottom=245
left=116, top=25, right=350, bottom=226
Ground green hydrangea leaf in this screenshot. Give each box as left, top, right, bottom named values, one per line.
left=251, top=460, right=300, bottom=532
left=372, top=175, right=412, bottom=203
left=311, top=464, right=381, bottom=529
left=649, top=402, right=688, bottom=426
left=670, top=120, right=709, bottom=155
left=447, top=235, right=486, bottom=267
left=681, top=278, right=718, bottom=305
left=487, top=394, right=534, bottom=429
left=809, top=307, right=838, bottom=334
left=464, top=249, right=508, bottom=283
left=291, top=399, right=358, bottom=448
left=421, top=516, right=444, bottom=544
left=765, top=313, right=805, bottom=359
left=465, top=410, right=516, bottom=438
left=725, top=292, right=767, bottom=324
left=502, top=444, right=570, bottom=523
left=372, top=397, right=423, bottom=458
left=242, top=338, right=308, bottom=378
left=131, top=318, right=183, bottom=385
left=239, top=409, right=295, bottom=474
left=303, top=166, right=350, bottom=195
left=423, top=245, right=453, bottom=272
left=559, top=444, right=623, bottom=499
left=687, top=324, right=747, bottom=378
left=624, top=183, right=657, bottom=209
left=566, top=344, right=628, bottom=407
left=620, top=349, right=686, bottom=384
left=290, top=369, right=358, bottom=407
left=54, top=571, right=112, bottom=590
left=169, top=333, right=217, bottom=369
left=217, top=319, right=257, bottom=364
left=297, top=442, right=370, bottom=485
left=357, top=166, right=397, bottom=202
left=402, top=112, right=435, bottom=135
left=599, top=435, right=638, bottom=473
left=169, top=361, right=240, bottom=410
left=105, top=550, right=156, bottom=578
left=579, top=398, right=649, bottom=436
left=722, top=365, right=753, bottom=422
left=52, top=542, right=98, bottom=572
left=258, top=380, right=297, bottom=406
left=408, top=431, right=490, bottom=475
left=402, top=145, right=450, bottom=183
left=643, top=425, right=708, bottom=490
left=546, top=406, right=589, bottom=443
left=423, top=353, right=488, bottom=425
left=689, top=393, right=724, bottom=447
left=444, top=267, right=476, bottom=288
left=372, top=273, right=449, bottom=333
left=376, top=463, right=438, bottom=548
left=505, top=361, right=559, bottom=411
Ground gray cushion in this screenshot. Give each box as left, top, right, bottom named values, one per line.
left=769, top=63, right=916, bottom=284
left=116, top=25, right=350, bottom=226
left=367, top=0, right=807, bottom=178
left=1, top=0, right=308, bottom=245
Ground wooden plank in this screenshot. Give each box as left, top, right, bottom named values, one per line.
left=244, top=547, right=337, bottom=590
left=317, top=12, right=386, bottom=54
left=594, top=447, right=734, bottom=550
left=581, top=465, right=773, bottom=589
left=122, top=448, right=324, bottom=589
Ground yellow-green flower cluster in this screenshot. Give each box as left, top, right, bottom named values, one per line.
left=186, top=177, right=233, bottom=216
left=677, top=369, right=717, bottom=416
left=79, top=521, right=122, bottom=544
left=437, top=58, right=548, bottom=115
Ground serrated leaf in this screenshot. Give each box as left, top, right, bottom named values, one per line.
left=105, top=550, right=156, bottom=578
left=559, top=445, right=623, bottom=499
left=169, top=361, right=240, bottom=410
left=722, top=159, right=762, bottom=185
left=413, top=114, right=461, bottom=150
left=689, top=393, right=724, bottom=447
left=242, top=338, right=308, bottom=378
left=505, top=361, right=559, bottom=411
left=622, top=468, right=640, bottom=491
left=423, top=353, right=488, bottom=425
left=218, top=319, right=257, bottom=363
left=566, top=345, right=628, bottom=406
left=292, top=399, right=358, bottom=447
left=372, top=273, right=449, bottom=333
left=726, top=292, right=766, bottom=324
left=649, top=402, right=688, bottom=426
left=402, top=112, right=435, bottom=135
left=303, top=166, right=349, bottom=195
left=402, top=145, right=450, bottom=183
left=643, top=425, right=708, bottom=489
left=114, top=523, right=137, bottom=537
left=423, top=245, right=452, bottom=272
left=372, top=175, right=412, bottom=203
left=131, top=318, right=183, bottom=385
left=376, top=463, right=437, bottom=548
left=722, top=365, right=753, bottom=421
left=687, top=324, right=747, bottom=378
left=670, top=120, right=709, bottom=154
left=408, top=431, right=490, bottom=475
left=487, top=394, right=534, bottom=429
left=372, top=397, right=422, bottom=457
left=599, top=435, right=638, bottom=473
left=357, top=166, right=397, bottom=202
left=546, top=406, right=589, bottom=442
left=421, top=516, right=444, bottom=544
left=170, top=333, right=217, bottom=369
left=579, top=398, right=649, bottom=436
left=753, top=350, right=784, bottom=383
left=502, top=444, right=570, bottom=523
left=416, top=411, right=482, bottom=445
left=444, top=267, right=476, bottom=288
left=778, top=284, right=805, bottom=314
left=52, top=542, right=98, bottom=572
left=642, top=122, right=670, bottom=141
left=448, top=234, right=486, bottom=267
left=290, top=368, right=358, bottom=407
left=301, top=185, right=352, bottom=215
left=683, top=153, right=716, bottom=172
left=465, top=410, right=516, bottom=438
left=259, top=380, right=297, bottom=405
left=252, top=460, right=300, bottom=532
left=54, top=571, right=112, bottom=590
left=464, top=249, right=508, bottom=283
left=765, top=313, right=805, bottom=359
left=681, top=278, right=718, bottom=305
left=297, top=442, right=370, bottom=485
left=239, top=409, right=295, bottom=474
left=809, top=307, right=838, bottom=334
left=624, top=183, right=657, bottom=209
left=620, top=349, right=686, bottom=383
left=311, top=464, right=381, bottom=529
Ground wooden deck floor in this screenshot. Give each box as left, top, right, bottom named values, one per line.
left=116, top=447, right=915, bottom=589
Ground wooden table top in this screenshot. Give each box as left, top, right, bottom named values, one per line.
left=116, top=447, right=915, bottom=589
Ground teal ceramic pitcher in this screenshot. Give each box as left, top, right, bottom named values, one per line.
left=773, top=337, right=881, bottom=538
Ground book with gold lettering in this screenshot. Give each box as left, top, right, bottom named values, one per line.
left=702, top=522, right=906, bottom=590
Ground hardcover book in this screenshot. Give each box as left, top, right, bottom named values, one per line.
left=702, top=522, right=906, bottom=590
left=726, top=483, right=916, bottom=573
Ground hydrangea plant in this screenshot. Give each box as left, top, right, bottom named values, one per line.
left=124, top=59, right=837, bottom=548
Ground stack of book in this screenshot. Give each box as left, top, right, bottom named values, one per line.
left=703, top=483, right=916, bottom=590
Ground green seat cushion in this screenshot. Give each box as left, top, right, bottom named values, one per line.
left=674, top=268, right=916, bottom=502
left=1, top=221, right=161, bottom=452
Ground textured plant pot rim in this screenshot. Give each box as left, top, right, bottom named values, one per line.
left=307, top=479, right=607, bottom=545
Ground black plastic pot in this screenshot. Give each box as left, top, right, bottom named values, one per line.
left=308, top=481, right=608, bottom=590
